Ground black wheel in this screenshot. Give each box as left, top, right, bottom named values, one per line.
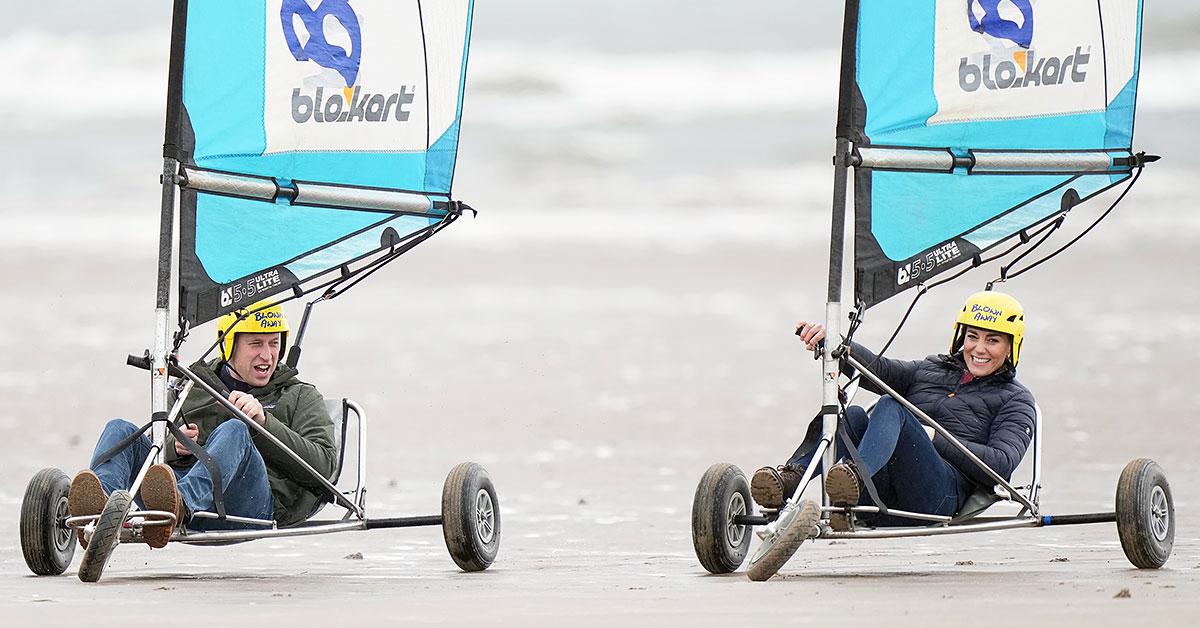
left=20, top=468, right=76, bottom=575
left=1116, top=458, right=1174, bottom=569
left=691, top=463, right=753, bottom=574
left=441, top=462, right=500, bottom=572
left=78, top=490, right=133, bottom=583
left=746, top=498, right=821, bottom=581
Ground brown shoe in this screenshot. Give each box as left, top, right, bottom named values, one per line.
left=751, top=464, right=806, bottom=509
left=825, top=462, right=862, bottom=532
left=140, top=464, right=185, bottom=548
left=68, top=470, right=108, bottom=549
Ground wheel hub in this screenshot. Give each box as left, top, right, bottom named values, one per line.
left=725, top=492, right=747, bottom=548
left=54, top=495, right=72, bottom=551
left=474, top=488, right=495, bottom=544
left=1149, top=485, right=1169, bottom=542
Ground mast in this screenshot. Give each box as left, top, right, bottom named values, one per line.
left=821, top=0, right=861, bottom=494
left=151, top=0, right=189, bottom=461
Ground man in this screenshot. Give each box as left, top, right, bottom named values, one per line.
left=751, top=290, right=1037, bottom=530
left=67, top=303, right=335, bottom=548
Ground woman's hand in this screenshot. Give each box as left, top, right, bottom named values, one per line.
left=794, top=320, right=826, bottom=351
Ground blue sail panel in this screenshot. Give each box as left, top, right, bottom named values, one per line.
left=170, top=0, right=475, bottom=323
left=844, top=0, right=1146, bottom=308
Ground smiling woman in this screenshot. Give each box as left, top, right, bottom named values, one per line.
left=750, top=290, right=1037, bottom=532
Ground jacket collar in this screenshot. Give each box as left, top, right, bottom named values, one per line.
left=194, top=357, right=299, bottom=396
left=941, top=352, right=1016, bottom=383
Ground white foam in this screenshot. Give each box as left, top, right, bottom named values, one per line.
left=4, top=31, right=1196, bottom=130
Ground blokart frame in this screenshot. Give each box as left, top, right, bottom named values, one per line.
left=690, top=137, right=1175, bottom=580
left=19, top=0, right=496, bottom=582
left=20, top=350, right=501, bottom=581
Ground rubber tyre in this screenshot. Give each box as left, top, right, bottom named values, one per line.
left=78, top=490, right=133, bottom=583
left=746, top=498, right=821, bottom=582
left=691, top=463, right=753, bottom=574
left=1116, top=458, right=1174, bottom=569
left=20, top=468, right=76, bottom=575
left=441, top=462, right=500, bottom=572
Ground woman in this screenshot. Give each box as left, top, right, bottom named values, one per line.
left=751, top=291, right=1037, bottom=530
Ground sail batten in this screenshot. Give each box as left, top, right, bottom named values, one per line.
left=169, top=0, right=475, bottom=324
left=844, top=0, right=1147, bottom=309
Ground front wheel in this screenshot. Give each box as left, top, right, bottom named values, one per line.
left=1116, top=458, right=1174, bottom=569
left=746, top=498, right=821, bottom=582
left=20, top=468, right=76, bottom=575
left=78, top=490, right=133, bottom=583
left=691, top=463, right=753, bottom=574
left=441, top=462, right=500, bottom=572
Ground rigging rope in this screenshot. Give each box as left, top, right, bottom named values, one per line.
left=838, top=160, right=1145, bottom=394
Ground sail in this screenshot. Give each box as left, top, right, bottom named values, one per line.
left=839, top=0, right=1146, bottom=309
left=165, top=0, right=475, bottom=324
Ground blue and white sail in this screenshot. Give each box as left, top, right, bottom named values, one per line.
left=840, top=0, right=1147, bottom=308
left=166, top=0, right=475, bottom=324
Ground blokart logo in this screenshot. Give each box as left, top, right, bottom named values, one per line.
left=969, top=0, right=1033, bottom=48
left=897, top=242, right=963, bottom=286
left=959, top=0, right=1090, bottom=93
left=282, top=0, right=416, bottom=124
left=220, top=270, right=283, bottom=308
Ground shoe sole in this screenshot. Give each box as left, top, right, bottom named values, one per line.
left=750, top=468, right=785, bottom=509
left=140, top=465, right=180, bottom=549
left=68, top=471, right=108, bottom=550
left=825, top=465, right=861, bottom=532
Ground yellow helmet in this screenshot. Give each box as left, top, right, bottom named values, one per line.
left=217, top=302, right=289, bottom=362
left=950, top=291, right=1025, bottom=367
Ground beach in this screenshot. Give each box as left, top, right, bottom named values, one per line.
left=2, top=2, right=1199, bottom=625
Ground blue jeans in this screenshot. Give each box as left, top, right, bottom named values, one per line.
left=787, top=397, right=970, bottom=525
left=89, top=418, right=274, bottom=531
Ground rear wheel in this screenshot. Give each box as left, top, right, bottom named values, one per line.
left=1116, top=458, right=1174, bottom=569
left=20, top=468, right=76, bottom=575
left=691, top=463, right=753, bottom=574
left=441, top=462, right=500, bottom=572
left=78, top=491, right=133, bottom=583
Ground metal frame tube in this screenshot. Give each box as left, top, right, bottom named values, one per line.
left=820, top=138, right=853, bottom=502
left=151, top=156, right=179, bottom=465
left=128, top=445, right=163, bottom=498
left=831, top=504, right=952, bottom=523
left=348, top=399, right=368, bottom=512
left=1030, top=403, right=1043, bottom=508
left=164, top=521, right=366, bottom=544
left=843, top=353, right=1036, bottom=513
left=820, top=517, right=1041, bottom=539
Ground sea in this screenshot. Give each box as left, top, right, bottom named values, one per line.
left=1, top=1, right=1197, bottom=254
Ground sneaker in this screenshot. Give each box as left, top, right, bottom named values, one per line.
left=140, top=464, right=186, bottom=548
left=750, top=464, right=806, bottom=509
left=68, top=470, right=108, bottom=549
left=824, top=462, right=862, bottom=532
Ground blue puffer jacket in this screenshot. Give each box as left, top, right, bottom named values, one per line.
left=848, top=342, right=1036, bottom=488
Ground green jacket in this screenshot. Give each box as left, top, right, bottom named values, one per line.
left=166, top=358, right=336, bottom=527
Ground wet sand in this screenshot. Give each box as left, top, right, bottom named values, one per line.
left=1, top=200, right=1197, bottom=625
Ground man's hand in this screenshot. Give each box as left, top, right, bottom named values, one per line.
left=175, top=423, right=199, bottom=457
left=795, top=320, right=826, bottom=351
left=229, top=391, right=267, bottom=426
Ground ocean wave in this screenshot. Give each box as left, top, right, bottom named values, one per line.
left=3, top=166, right=1196, bottom=253
left=4, top=31, right=1198, bottom=130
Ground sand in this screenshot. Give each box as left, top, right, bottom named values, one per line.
left=0, top=203, right=1196, bottom=626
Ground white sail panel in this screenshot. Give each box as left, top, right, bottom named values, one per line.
left=930, top=0, right=1107, bottom=125
left=264, top=0, right=430, bottom=154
